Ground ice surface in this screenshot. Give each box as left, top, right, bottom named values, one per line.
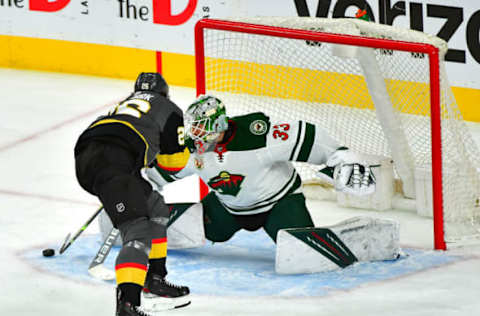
left=1, top=68, right=480, bottom=316
left=23, top=230, right=463, bottom=297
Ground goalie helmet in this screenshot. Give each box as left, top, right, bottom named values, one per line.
left=134, top=72, right=169, bottom=97
left=184, top=95, right=228, bottom=145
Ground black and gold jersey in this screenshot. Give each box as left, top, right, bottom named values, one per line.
left=75, top=91, right=188, bottom=171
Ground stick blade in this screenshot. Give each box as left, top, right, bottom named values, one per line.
left=59, top=233, right=71, bottom=254
left=88, top=264, right=115, bottom=281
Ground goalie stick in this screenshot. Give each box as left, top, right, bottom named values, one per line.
left=88, top=226, right=120, bottom=280
left=59, top=205, right=104, bottom=254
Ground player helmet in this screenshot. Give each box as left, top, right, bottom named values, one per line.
left=184, top=95, right=228, bottom=144
left=134, top=72, right=169, bottom=97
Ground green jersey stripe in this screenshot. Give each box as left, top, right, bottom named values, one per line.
left=289, top=121, right=303, bottom=161
left=297, top=123, right=316, bottom=162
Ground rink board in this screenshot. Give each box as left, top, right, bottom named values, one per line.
left=22, top=230, right=462, bottom=297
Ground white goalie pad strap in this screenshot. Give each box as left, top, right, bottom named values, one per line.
left=167, top=203, right=205, bottom=249
left=275, top=216, right=400, bottom=274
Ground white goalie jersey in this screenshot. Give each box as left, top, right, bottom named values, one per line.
left=146, top=112, right=340, bottom=215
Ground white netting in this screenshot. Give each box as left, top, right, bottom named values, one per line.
left=198, top=17, right=480, bottom=244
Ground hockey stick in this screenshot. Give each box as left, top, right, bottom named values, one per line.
left=88, top=227, right=120, bottom=280
left=59, top=205, right=104, bottom=254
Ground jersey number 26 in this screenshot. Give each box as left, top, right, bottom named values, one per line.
left=112, top=99, right=151, bottom=118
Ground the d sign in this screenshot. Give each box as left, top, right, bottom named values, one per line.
left=30, top=0, right=71, bottom=12
left=153, top=0, right=197, bottom=25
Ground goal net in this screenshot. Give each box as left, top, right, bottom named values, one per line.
left=194, top=17, right=480, bottom=250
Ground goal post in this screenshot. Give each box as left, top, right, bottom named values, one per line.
left=194, top=17, right=480, bottom=250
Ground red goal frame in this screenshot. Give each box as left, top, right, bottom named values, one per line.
left=194, top=18, right=445, bottom=250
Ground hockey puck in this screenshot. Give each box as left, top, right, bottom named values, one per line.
left=42, top=248, right=55, bottom=257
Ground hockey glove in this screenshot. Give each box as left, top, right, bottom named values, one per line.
left=325, top=148, right=379, bottom=196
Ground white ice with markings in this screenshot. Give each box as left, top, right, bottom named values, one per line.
left=1, top=68, right=480, bottom=316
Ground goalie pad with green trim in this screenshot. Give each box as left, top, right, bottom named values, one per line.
left=275, top=216, right=400, bottom=274
left=99, top=210, right=123, bottom=247
left=98, top=203, right=205, bottom=249
left=167, top=202, right=206, bottom=249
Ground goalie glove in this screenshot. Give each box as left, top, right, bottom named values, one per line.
left=324, top=148, right=380, bottom=196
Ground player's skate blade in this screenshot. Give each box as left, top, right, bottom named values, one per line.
left=118, top=301, right=154, bottom=316
left=141, top=291, right=191, bottom=311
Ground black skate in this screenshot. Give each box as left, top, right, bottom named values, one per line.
left=116, top=288, right=152, bottom=316
left=141, top=274, right=191, bottom=311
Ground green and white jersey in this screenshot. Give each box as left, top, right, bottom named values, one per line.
left=147, top=112, right=340, bottom=215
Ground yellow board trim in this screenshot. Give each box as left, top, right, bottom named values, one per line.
left=0, top=34, right=479, bottom=122
left=205, top=57, right=479, bottom=120
left=0, top=34, right=156, bottom=80
left=116, top=267, right=147, bottom=286
left=162, top=52, right=196, bottom=88
left=204, top=57, right=429, bottom=111
left=452, top=86, right=480, bottom=122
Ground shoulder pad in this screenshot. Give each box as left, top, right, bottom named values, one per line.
left=226, top=112, right=270, bottom=151
left=231, top=112, right=270, bottom=136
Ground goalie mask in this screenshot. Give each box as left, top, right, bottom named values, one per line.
left=185, top=95, right=228, bottom=149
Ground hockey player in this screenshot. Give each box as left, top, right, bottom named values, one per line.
left=74, top=73, right=191, bottom=316
left=145, top=95, right=383, bottom=249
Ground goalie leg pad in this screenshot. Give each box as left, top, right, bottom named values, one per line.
left=99, top=210, right=122, bottom=246
left=329, top=216, right=400, bottom=262
left=275, top=216, right=400, bottom=274
left=166, top=203, right=205, bottom=249
left=99, top=202, right=206, bottom=249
